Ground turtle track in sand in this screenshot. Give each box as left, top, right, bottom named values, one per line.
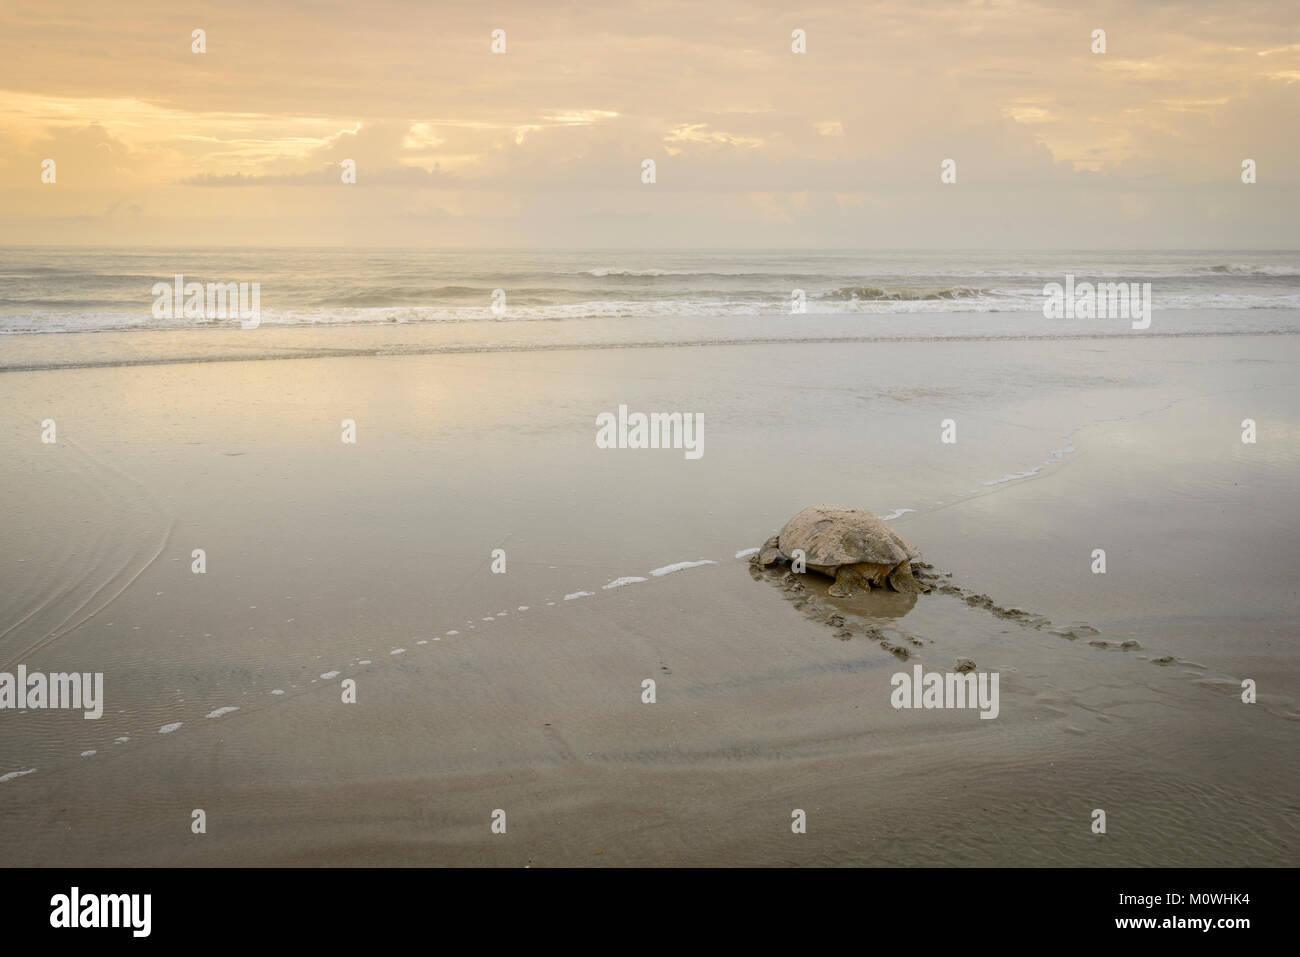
left=910, top=562, right=1117, bottom=646
left=749, top=559, right=1119, bottom=664
left=749, top=564, right=926, bottom=661
left=746, top=557, right=1300, bottom=720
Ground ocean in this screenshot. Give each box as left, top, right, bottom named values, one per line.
left=3, top=247, right=1299, bottom=331
left=2, top=247, right=1298, bottom=371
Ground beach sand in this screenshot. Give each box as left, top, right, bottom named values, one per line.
left=1, top=333, right=1297, bottom=865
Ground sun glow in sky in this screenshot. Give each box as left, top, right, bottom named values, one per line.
left=1, top=0, right=1296, bottom=247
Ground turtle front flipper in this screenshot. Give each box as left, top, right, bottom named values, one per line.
left=754, top=535, right=783, bottom=566
left=887, top=560, right=928, bottom=594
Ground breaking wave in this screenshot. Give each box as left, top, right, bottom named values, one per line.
left=819, top=285, right=992, bottom=302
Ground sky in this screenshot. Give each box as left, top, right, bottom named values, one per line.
left=0, top=0, right=1297, bottom=248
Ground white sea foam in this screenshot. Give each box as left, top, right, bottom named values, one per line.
left=0, top=769, right=36, bottom=783
left=159, top=722, right=182, bottom=734
left=649, top=560, right=717, bottom=577
left=734, top=547, right=760, bottom=558
left=81, top=750, right=96, bottom=758
left=984, top=468, right=1043, bottom=486
left=603, top=576, right=648, bottom=589
left=320, top=671, right=340, bottom=680
left=564, top=591, right=595, bottom=600
left=981, top=444, right=1079, bottom=488
left=205, top=707, right=239, bottom=719
left=881, top=508, right=917, bottom=521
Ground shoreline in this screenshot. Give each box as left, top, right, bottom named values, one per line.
left=2, top=313, right=1299, bottom=374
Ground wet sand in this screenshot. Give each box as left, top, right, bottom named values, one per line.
left=1, top=333, right=1297, bottom=865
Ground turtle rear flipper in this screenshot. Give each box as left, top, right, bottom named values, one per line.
left=888, top=560, right=929, bottom=594
left=828, top=565, right=862, bottom=597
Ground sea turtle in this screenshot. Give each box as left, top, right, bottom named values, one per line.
left=752, top=505, right=928, bottom=597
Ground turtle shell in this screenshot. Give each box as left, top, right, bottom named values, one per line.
left=777, top=505, right=919, bottom=567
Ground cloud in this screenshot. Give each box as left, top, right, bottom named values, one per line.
left=183, top=165, right=451, bottom=187
left=0, top=0, right=1296, bottom=246
left=664, top=123, right=764, bottom=149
